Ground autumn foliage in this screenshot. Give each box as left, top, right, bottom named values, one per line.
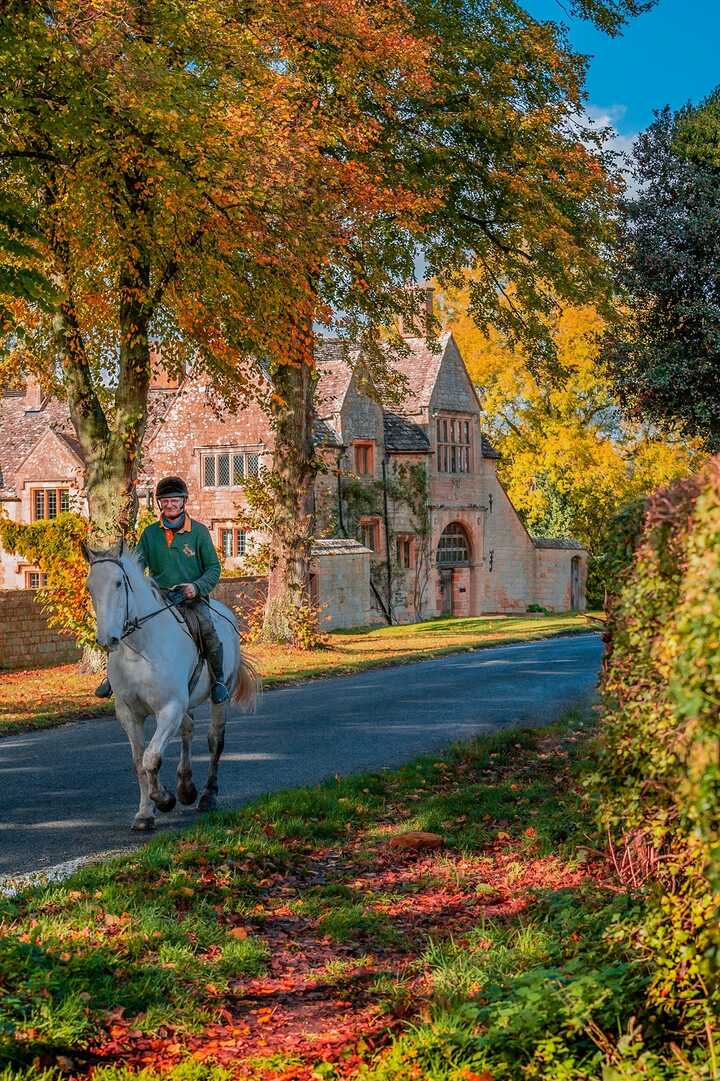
left=0, top=0, right=640, bottom=641
left=598, top=464, right=720, bottom=1028
left=442, top=283, right=702, bottom=598
left=0, top=512, right=93, bottom=647
left=0, top=508, right=155, bottom=652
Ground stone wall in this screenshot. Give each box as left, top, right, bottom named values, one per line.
left=481, top=470, right=537, bottom=613
left=0, top=590, right=81, bottom=670
left=534, top=547, right=587, bottom=612
left=311, top=539, right=373, bottom=629
left=213, top=576, right=268, bottom=629
left=0, top=578, right=269, bottom=672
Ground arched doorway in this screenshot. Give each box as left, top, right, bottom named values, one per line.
left=436, top=522, right=471, bottom=616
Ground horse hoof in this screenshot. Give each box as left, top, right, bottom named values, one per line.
left=132, top=816, right=156, bottom=832
left=197, top=792, right=217, bottom=813
left=177, top=782, right=198, bottom=806
left=154, top=793, right=177, bottom=813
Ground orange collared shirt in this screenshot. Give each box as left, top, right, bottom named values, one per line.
left=163, top=514, right=193, bottom=547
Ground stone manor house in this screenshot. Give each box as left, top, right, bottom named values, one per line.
left=0, top=324, right=586, bottom=627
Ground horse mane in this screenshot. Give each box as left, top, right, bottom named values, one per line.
left=119, top=548, right=164, bottom=602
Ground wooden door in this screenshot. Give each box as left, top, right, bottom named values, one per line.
left=570, top=556, right=581, bottom=611
left=439, top=568, right=453, bottom=615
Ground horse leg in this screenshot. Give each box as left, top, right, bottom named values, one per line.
left=142, top=702, right=184, bottom=813
left=176, top=712, right=198, bottom=806
left=116, top=704, right=155, bottom=832
left=198, top=702, right=226, bottom=812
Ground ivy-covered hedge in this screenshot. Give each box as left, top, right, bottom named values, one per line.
left=0, top=509, right=155, bottom=652
left=0, top=511, right=94, bottom=647
left=597, top=464, right=719, bottom=1033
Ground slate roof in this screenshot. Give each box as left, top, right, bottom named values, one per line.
left=386, top=333, right=450, bottom=411
left=481, top=435, right=501, bottom=459
left=311, top=537, right=372, bottom=556
left=0, top=387, right=183, bottom=498
left=315, top=340, right=355, bottom=417
left=313, top=418, right=343, bottom=449
left=55, top=431, right=84, bottom=461
left=383, top=411, right=430, bottom=453
left=316, top=335, right=453, bottom=417
left=0, top=393, right=75, bottom=498
left=533, top=537, right=585, bottom=551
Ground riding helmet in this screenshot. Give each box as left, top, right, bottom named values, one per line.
left=155, top=476, right=188, bottom=501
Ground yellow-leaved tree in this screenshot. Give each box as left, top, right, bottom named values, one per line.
left=439, top=282, right=703, bottom=602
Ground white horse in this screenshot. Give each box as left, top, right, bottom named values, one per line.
left=82, top=538, right=257, bottom=831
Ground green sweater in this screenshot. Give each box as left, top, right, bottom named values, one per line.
left=136, top=518, right=221, bottom=597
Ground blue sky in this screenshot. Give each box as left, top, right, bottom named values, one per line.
left=525, top=0, right=720, bottom=140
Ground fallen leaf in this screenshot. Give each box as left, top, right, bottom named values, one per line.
left=387, top=831, right=443, bottom=852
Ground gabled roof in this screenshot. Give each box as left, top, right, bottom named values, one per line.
left=0, top=393, right=75, bottom=498
left=53, top=430, right=85, bottom=463
left=313, top=418, right=343, bottom=449
left=387, top=333, right=451, bottom=411
left=383, top=412, right=430, bottom=454
left=0, top=386, right=186, bottom=498
left=315, top=333, right=464, bottom=424
left=481, top=435, right=500, bottom=460
left=13, top=426, right=86, bottom=480
left=315, top=340, right=355, bottom=417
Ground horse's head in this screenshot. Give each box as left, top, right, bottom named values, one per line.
left=81, top=537, right=129, bottom=651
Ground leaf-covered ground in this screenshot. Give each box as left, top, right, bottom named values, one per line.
left=0, top=613, right=599, bottom=735
left=1, top=705, right=705, bottom=1081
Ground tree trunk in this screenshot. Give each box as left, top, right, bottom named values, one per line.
left=261, top=355, right=319, bottom=645
left=85, top=255, right=152, bottom=540
left=51, top=245, right=151, bottom=543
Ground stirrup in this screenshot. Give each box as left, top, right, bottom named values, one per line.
left=95, top=677, right=113, bottom=699
left=211, top=682, right=230, bottom=704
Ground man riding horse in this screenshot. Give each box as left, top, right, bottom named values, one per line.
left=95, top=476, right=230, bottom=704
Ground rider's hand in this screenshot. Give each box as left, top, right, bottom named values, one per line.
left=179, top=582, right=197, bottom=600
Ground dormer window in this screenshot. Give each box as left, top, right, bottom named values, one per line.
left=436, top=416, right=471, bottom=474
left=354, top=441, right=374, bottom=476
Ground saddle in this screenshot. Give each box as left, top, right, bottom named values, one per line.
left=164, top=589, right=206, bottom=695
left=178, top=603, right=205, bottom=656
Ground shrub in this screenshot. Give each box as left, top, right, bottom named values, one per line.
left=0, top=512, right=94, bottom=647
left=596, top=464, right=719, bottom=1032
left=0, top=508, right=155, bottom=651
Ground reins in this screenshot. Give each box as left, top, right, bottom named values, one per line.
left=89, top=557, right=194, bottom=645
left=89, top=554, right=243, bottom=689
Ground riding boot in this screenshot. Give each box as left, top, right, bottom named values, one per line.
left=95, top=676, right=113, bottom=699
left=195, top=604, right=230, bottom=704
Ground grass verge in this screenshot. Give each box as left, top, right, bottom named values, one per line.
left=0, top=703, right=708, bottom=1080
left=0, top=612, right=600, bottom=736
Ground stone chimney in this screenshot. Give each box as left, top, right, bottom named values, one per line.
left=24, top=376, right=47, bottom=412
left=398, top=285, right=434, bottom=338
left=149, top=347, right=181, bottom=390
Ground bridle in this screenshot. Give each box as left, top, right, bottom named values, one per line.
left=89, top=556, right=193, bottom=646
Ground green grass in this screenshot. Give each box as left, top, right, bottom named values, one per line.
left=0, top=611, right=601, bottom=735
left=0, top=701, right=707, bottom=1081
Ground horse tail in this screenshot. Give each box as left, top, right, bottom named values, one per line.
left=233, top=651, right=260, bottom=712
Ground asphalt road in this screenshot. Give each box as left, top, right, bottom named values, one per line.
left=0, top=633, right=603, bottom=879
